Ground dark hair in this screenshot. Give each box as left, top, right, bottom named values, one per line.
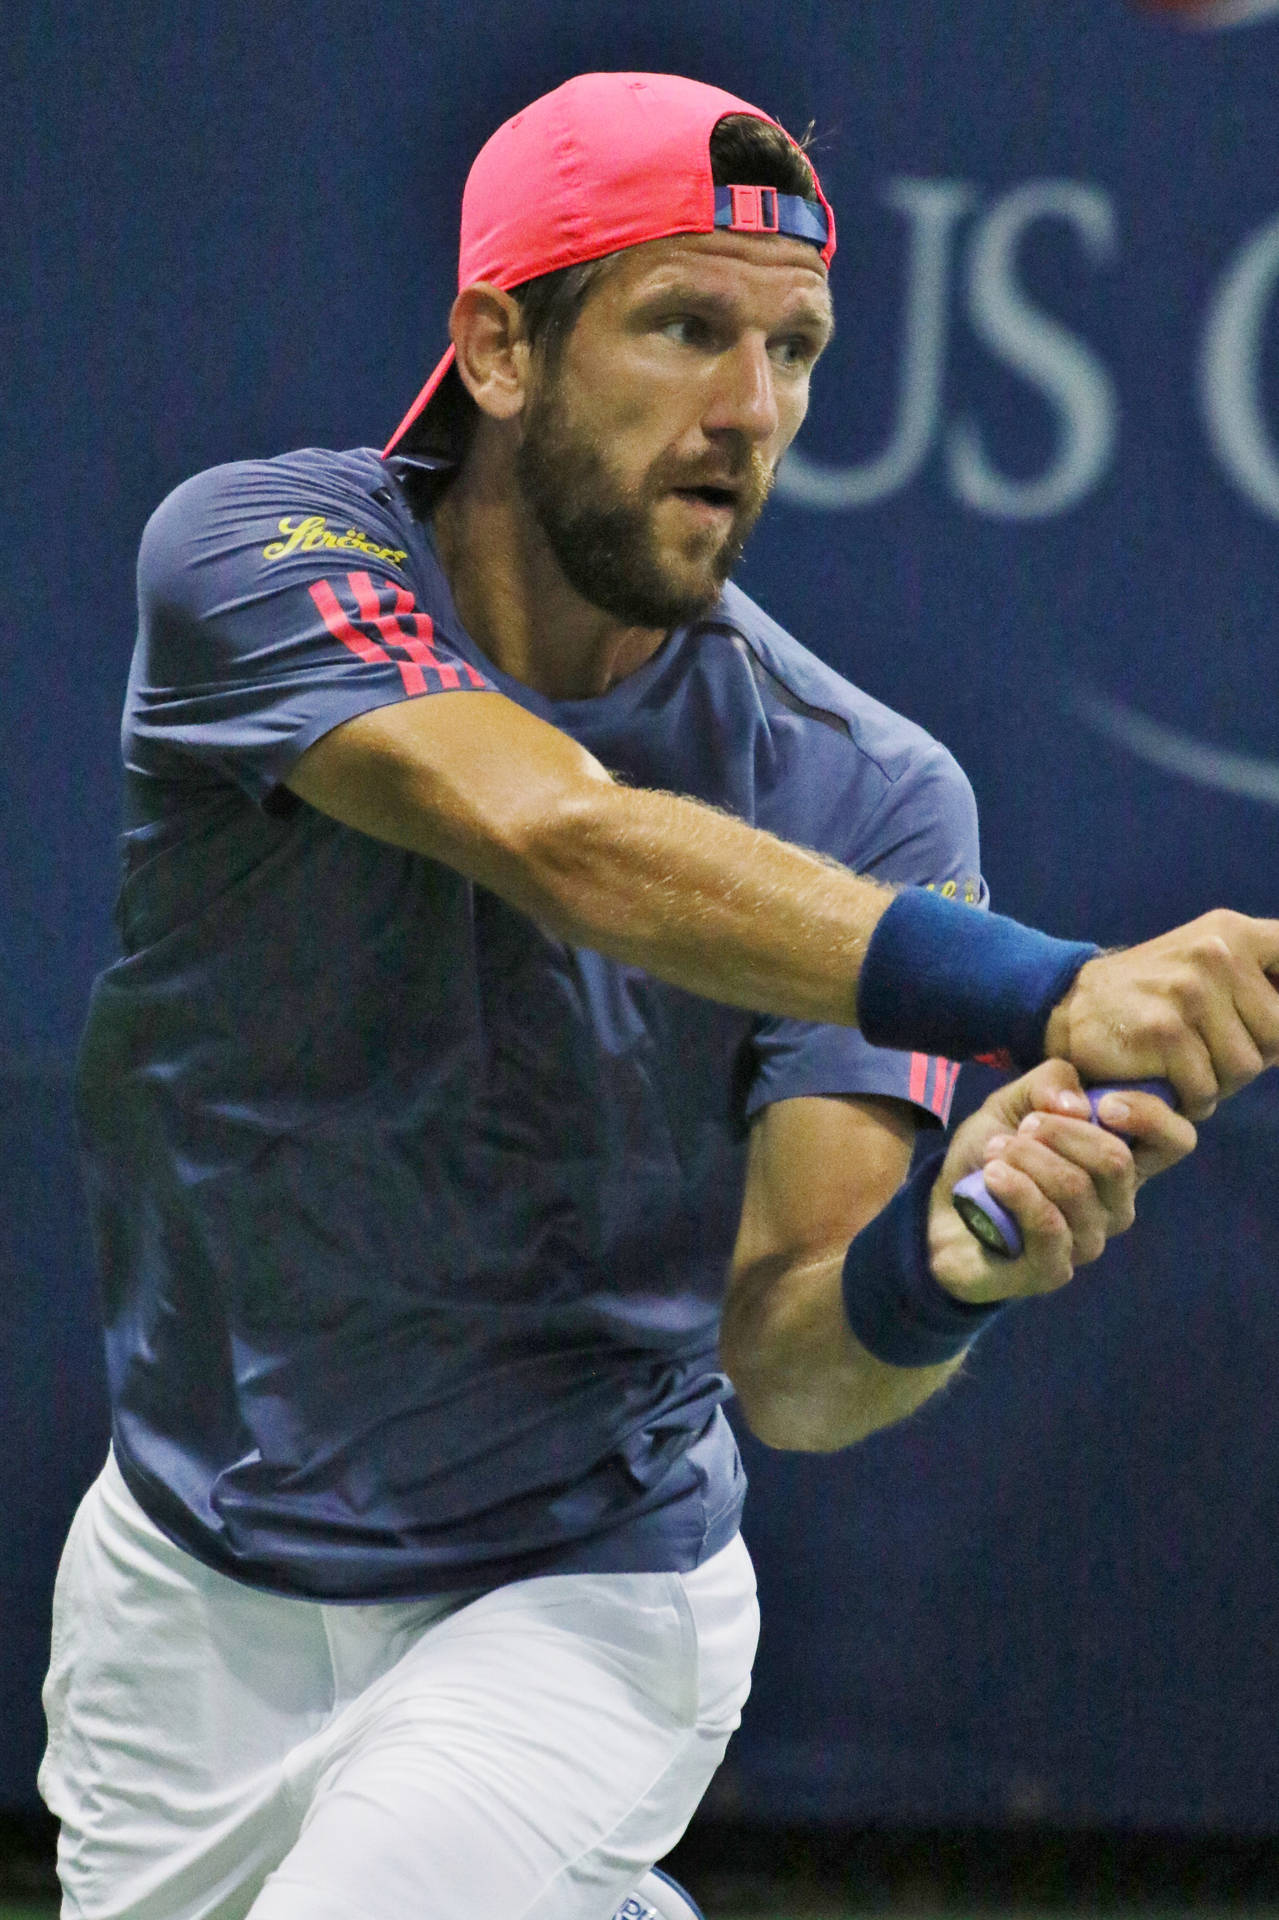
left=511, top=114, right=820, bottom=365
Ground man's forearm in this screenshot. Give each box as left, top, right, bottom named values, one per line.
left=513, top=780, right=886, bottom=1026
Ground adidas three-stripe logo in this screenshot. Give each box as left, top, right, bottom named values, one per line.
left=308, top=571, right=487, bottom=697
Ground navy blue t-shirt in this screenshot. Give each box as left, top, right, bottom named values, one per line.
left=77, top=446, right=985, bottom=1601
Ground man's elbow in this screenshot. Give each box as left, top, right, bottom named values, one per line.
left=727, top=1368, right=876, bottom=1454
left=725, top=1330, right=960, bottom=1453
left=496, top=777, right=625, bottom=944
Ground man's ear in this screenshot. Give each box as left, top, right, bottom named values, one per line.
left=449, top=284, right=531, bottom=423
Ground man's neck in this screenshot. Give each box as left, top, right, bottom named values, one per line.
left=430, top=458, right=668, bottom=703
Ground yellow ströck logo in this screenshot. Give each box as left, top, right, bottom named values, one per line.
left=263, top=516, right=408, bottom=566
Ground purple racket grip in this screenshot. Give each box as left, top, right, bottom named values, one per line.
left=952, top=1079, right=1177, bottom=1259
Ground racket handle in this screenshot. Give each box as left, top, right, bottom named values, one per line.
left=952, top=1079, right=1177, bottom=1259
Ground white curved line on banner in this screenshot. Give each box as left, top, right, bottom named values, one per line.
left=1068, top=686, right=1279, bottom=806
left=1172, top=0, right=1279, bottom=25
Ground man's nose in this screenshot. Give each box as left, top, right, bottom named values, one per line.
left=704, top=337, right=780, bottom=444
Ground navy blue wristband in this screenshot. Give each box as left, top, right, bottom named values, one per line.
left=858, top=889, right=1100, bottom=1070
left=841, top=1146, right=1008, bottom=1367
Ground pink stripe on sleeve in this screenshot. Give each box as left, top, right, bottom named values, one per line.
left=346, top=572, right=427, bottom=695
left=932, top=1059, right=961, bottom=1118
left=308, top=579, right=393, bottom=666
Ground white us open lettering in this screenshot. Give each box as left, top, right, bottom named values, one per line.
left=1200, top=210, right=1279, bottom=522
left=779, top=177, right=1120, bottom=521
left=780, top=179, right=1279, bottom=526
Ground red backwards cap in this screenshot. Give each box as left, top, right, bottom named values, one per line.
left=384, top=72, right=835, bottom=459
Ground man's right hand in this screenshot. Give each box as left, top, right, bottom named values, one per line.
left=1043, top=910, right=1279, bottom=1119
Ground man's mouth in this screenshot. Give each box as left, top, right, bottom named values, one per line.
left=671, top=484, right=739, bottom=514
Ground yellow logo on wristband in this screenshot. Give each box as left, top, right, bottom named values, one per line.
left=926, top=877, right=982, bottom=905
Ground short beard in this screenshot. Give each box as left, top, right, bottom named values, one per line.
left=514, top=374, right=772, bottom=630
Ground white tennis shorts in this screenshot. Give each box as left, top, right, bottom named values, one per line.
left=40, top=1453, right=758, bottom=1920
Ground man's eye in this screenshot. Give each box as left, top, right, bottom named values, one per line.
left=773, top=336, right=817, bottom=370
left=662, top=315, right=713, bottom=347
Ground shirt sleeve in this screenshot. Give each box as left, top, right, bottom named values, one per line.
left=125, top=457, right=494, bottom=804
left=746, top=736, right=988, bottom=1129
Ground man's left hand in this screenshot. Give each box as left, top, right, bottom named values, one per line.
left=928, top=1061, right=1198, bottom=1305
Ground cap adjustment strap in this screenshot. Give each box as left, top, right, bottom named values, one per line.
left=713, top=185, right=829, bottom=248
left=729, top=185, right=779, bottom=232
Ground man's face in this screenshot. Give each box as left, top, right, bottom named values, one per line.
left=514, top=229, right=833, bottom=629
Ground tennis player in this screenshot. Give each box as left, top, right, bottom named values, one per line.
left=40, top=72, right=1279, bottom=1920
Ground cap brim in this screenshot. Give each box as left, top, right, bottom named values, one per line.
left=383, top=344, right=458, bottom=457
